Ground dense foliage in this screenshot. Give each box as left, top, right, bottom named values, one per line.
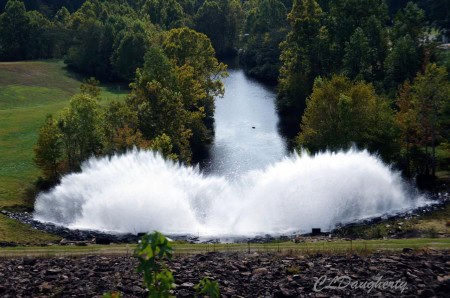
left=297, top=76, right=397, bottom=161
left=277, top=0, right=449, bottom=180
left=0, top=0, right=445, bottom=182
left=34, top=27, right=226, bottom=182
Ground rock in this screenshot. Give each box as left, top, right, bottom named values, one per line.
left=278, top=285, right=296, bottom=297
left=419, top=289, right=435, bottom=297
left=253, top=268, right=269, bottom=276
left=45, top=268, right=62, bottom=275
left=22, top=258, right=36, bottom=266
left=180, top=282, right=195, bottom=289
left=177, top=289, right=191, bottom=296
left=39, top=282, right=53, bottom=292
left=0, top=250, right=448, bottom=297
left=437, top=275, right=450, bottom=282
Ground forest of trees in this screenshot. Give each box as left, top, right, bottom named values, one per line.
left=0, top=0, right=448, bottom=186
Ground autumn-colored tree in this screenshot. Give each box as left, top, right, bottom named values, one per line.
left=103, top=101, right=140, bottom=154
left=411, top=64, right=449, bottom=176
left=395, top=82, right=420, bottom=177
left=163, top=27, right=227, bottom=154
left=297, top=75, right=397, bottom=160
left=163, top=27, right=227, bottom=117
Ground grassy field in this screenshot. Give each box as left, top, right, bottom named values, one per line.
left=0, top=238, right=449, bottom=258
left=0, top=60, right=127, bottom=243
left=0, top=60, right=127, bottom=209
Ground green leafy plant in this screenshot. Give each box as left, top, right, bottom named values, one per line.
left=135, top=232, right=175, bottom=298
left=194, top=278, right=220, bottom=298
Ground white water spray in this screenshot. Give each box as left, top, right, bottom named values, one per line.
left=34, top=149, right=428, bottom=237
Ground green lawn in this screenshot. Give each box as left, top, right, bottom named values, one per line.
left=0, top=238, right=449, bottom=258
left=0, top=214, right=60, bottom=245
left=0, top=60, right=127, bottom=242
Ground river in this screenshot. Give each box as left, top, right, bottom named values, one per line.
left=202, top=65, right=288, bottom=179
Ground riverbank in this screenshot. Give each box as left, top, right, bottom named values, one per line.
left=0, top=250, right=448, bottom=297
left=1, top=192, right=448, bottom=246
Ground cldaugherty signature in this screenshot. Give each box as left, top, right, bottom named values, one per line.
left=313, top=275, right=408, bottom=293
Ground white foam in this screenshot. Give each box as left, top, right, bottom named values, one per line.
left=34, top=149, right=429, bottom=236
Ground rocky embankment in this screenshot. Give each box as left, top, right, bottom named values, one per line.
left=0, top=250, right=448, bottom=297
left=2, top=192, right=448, bottom=246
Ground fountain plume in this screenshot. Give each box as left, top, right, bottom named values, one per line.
left=34, top=149, right=429, bottom=237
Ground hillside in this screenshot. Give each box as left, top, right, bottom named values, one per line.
left=0, top=60, right=127, bottom=243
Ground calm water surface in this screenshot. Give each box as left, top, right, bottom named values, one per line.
left=202, top=67, right=288, bottom=179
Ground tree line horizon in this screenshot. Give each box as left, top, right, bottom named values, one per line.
left=0, top=0, right=448, bottom=188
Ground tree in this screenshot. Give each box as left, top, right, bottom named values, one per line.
left=103, top=100, right=140, bottom=154
left=328, top=0, right=389, bottom=71
left=127, top=78, right=193, bottom=162
left=0, top=0, right=30, bottom=60
left=111, top=21, right=150, bottom=81
left=58, top=94, right=104, bottom=171
left=385, top=3, right=427, bottom=93
left=411, top=63, right=450, bottom=176
left=342, top=27, right=372, bottom=81
left=363, top=15, right=389, bottom=83
left=395, top=81, right=420, bottom=177
left=54, top=6, right=71, bottom=26
left=52, top=6, right=72, bottom=58
left=240, top=0, right=288, bottom=83
left=278, top=0, right=330, bottom=116
left=384, top=34, right=420, bottom=92
left=194, top=1, right=227, bottom=55
left=163, top=27, right=227, bottom=118
left=391, top=2, right=426, bottom=44
left=125, top=29, right=227, bottom=162
left=34, top=115, right=63, bottom=182
left=297, top=75, right=397, bottom=160
left=26, top=10, right=53, bottom=59
left=65, top=19, right=113, bottom=79
left=194, top=0, right=243, bottom=57
left=80, top=77, right=101, bottom=99
left=142, top=0, right=184, bottom=29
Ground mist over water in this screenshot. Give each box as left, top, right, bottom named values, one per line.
left=34, top=149, right=429, bottom=236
